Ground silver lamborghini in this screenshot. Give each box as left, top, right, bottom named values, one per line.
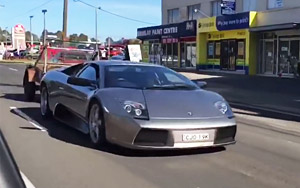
left=40, top=61, right=236, bottom=150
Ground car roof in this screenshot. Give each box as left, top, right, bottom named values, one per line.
left=90, top=60, right=165, bottom=68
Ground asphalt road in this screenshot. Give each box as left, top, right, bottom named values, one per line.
left=1, top=63, right=300, bottom=188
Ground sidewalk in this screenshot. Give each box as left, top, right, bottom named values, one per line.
left=0, top=59, right=34, bottom=64
left=180, top=70, right=300, bottom=118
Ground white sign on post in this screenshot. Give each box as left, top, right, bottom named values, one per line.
left=128, top=44, right=142, bottom=62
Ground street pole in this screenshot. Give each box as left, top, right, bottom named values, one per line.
left=42, top=9, right=47, bottom=46
left=95, top=7, right=99, bottom=60
left=42, top=9, right=48, bottom=74
left=62, top=0, right=68, bottom=41
left=5, top=27, right=8, bottom=51
left=30, top=16, right=34, bottom=51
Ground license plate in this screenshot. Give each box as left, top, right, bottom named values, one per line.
left=182, top=133, right=210, bottom=142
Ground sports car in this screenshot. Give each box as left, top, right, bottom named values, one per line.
left=40, top=61, right=236, bottom=149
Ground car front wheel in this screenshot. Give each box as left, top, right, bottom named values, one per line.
left=89, top=103, right=106, bottom=147
left=40, top=86, right=52, bottom=119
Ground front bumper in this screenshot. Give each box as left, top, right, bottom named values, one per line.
left=105, top=113, right=237, bottom=150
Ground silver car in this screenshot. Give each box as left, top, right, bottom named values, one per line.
left=40, top=61, right=236, bottom=150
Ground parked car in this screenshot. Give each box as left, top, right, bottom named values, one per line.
left=40, top=61, right=237, bottom=149
left=111, top=54, right=125, bottom=61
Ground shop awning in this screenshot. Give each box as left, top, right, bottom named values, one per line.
left=249, top=23, right=300, bottom=32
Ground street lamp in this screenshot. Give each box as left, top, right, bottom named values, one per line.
left=42, top=9, right=47, bottom=46
left=29, top=16, right=34, bottom=51
left=194, top=8, right=210, bottom=18
left=5, top=27, right=8, bottom=51
left=73, top=0, right=100, bottom=60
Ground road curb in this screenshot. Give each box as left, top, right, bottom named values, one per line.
left=230, top=101, right=300, bottom=119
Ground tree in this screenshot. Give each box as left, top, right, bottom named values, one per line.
left=90, top=37, right=97, bottom=42
left=78, top=33, right=88, bottom=41
left=40, top=29, right=48, bottom=41
left=106, top=37, right=114, bottom=45
left=55, top=30, right=63, bottom=40
left=69, top=33, right=78, bottom=42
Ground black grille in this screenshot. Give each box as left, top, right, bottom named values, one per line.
left=214, top=126, right=237, bottom=144
left=134, top=129, right=170, bottom=147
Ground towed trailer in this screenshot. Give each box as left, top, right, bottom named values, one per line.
left=23, top=45, right=94, bottom=101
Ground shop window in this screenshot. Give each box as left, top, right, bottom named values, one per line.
left=167, top=43, right=173, bottom=66
left=168, top=9, right=179, bottom=24
left=207, top=42, right=215, bottom=59
left=211, top=1, right=222, bottom=17
left=268, top=0, right=283, bottom=9
left=173, top=43, right=178, bottom=67
left=243, top=0, right=257, bottom=11
left=188, top=4, right=202, bottom=20
left=237, top=41, right=245, bottom=59
left=215, top=42, right=221, bottom=58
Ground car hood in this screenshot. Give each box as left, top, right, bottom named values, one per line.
left=143, top=89, right=225, bottom=119
left=98, top=88, right=226, bottom=119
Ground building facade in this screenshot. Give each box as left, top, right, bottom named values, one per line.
left=138, top=0, right=300, bottom=76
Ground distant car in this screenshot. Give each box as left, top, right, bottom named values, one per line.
left=40, top=61, right=237, bottom=150
left=111, top=54, right=125, bottom=61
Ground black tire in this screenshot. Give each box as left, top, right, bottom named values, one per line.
left=40, top=85, right=52, bottom=119
left=88, top=102, right=106, bottom=147
left=24, top=79, right=36, bottom=102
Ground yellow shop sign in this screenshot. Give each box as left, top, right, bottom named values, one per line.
left=207, top=30, right=247, bottom=40
left=198, top=17, right=217, bottom=33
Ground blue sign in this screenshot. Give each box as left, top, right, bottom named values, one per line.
left=221, top=0, right=236, bottom=15
left=137, top=20, right=196, bottom=40
left=216, top=12, right=249, bottom=31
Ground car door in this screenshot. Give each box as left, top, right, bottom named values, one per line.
left=65, top=63, right=100, bottom=118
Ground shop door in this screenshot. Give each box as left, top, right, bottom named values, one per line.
left=278, top=39, right=300, bottom=75
left=228, top=40, right=237, bottom=71
left=263, top=41, right=275, bottom=74
left=220, top=41, right=229, bottom=70
left=279, top=40, right=290, bottom=75
left=221, top=40, right=236, bottom=70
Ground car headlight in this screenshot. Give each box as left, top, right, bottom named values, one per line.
left=214, top=101, right=234, bottom=118
left=123, top=101, right=149, bottom=120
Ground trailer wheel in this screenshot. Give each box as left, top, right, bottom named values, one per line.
left=24, top=78, right=36, bottom=102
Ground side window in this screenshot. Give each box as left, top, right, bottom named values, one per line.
left=78, top=65, right=98, bottom=81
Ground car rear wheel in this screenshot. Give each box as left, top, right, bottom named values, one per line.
left=40, top=86, right=52, bottom=119
left=89, top=103, right=106, bottom=147
left=24, top=79, right=36, bottom=102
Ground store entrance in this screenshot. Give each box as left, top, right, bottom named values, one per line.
left=279, top=38, right=300, bottom=76
left=220, top=40, right=237, bottom=70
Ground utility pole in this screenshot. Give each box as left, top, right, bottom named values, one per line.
left=62, top=0, right=68, bottom=41
left=42, top=9, right=47, bottom=46
left=30, top=16, right=34, bottom=51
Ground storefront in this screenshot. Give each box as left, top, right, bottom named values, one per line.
left=197, top=12, right=257, bottom=75
left=137, top=20, right=197, bottom=69
left=251, top=23, right=300, bottom=77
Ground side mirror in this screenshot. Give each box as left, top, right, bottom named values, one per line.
left=192, top=80, right=207, bottom=89
left=67, top=77, right=97, bottom=88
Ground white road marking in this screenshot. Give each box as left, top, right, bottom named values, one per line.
left=20, top=171, right=36, bottom=188
left=10, top=106, right=47, bottom=132
left=295, top=99, right=300, bottom=102
left=9, top=68, right=18, bottom=72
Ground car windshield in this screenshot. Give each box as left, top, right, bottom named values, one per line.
left=105, top=65, right=198, bottom=90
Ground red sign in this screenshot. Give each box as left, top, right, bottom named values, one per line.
left=162, top=38, right=179, bottom=44
left=14, top=24, right=25, bottom=34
